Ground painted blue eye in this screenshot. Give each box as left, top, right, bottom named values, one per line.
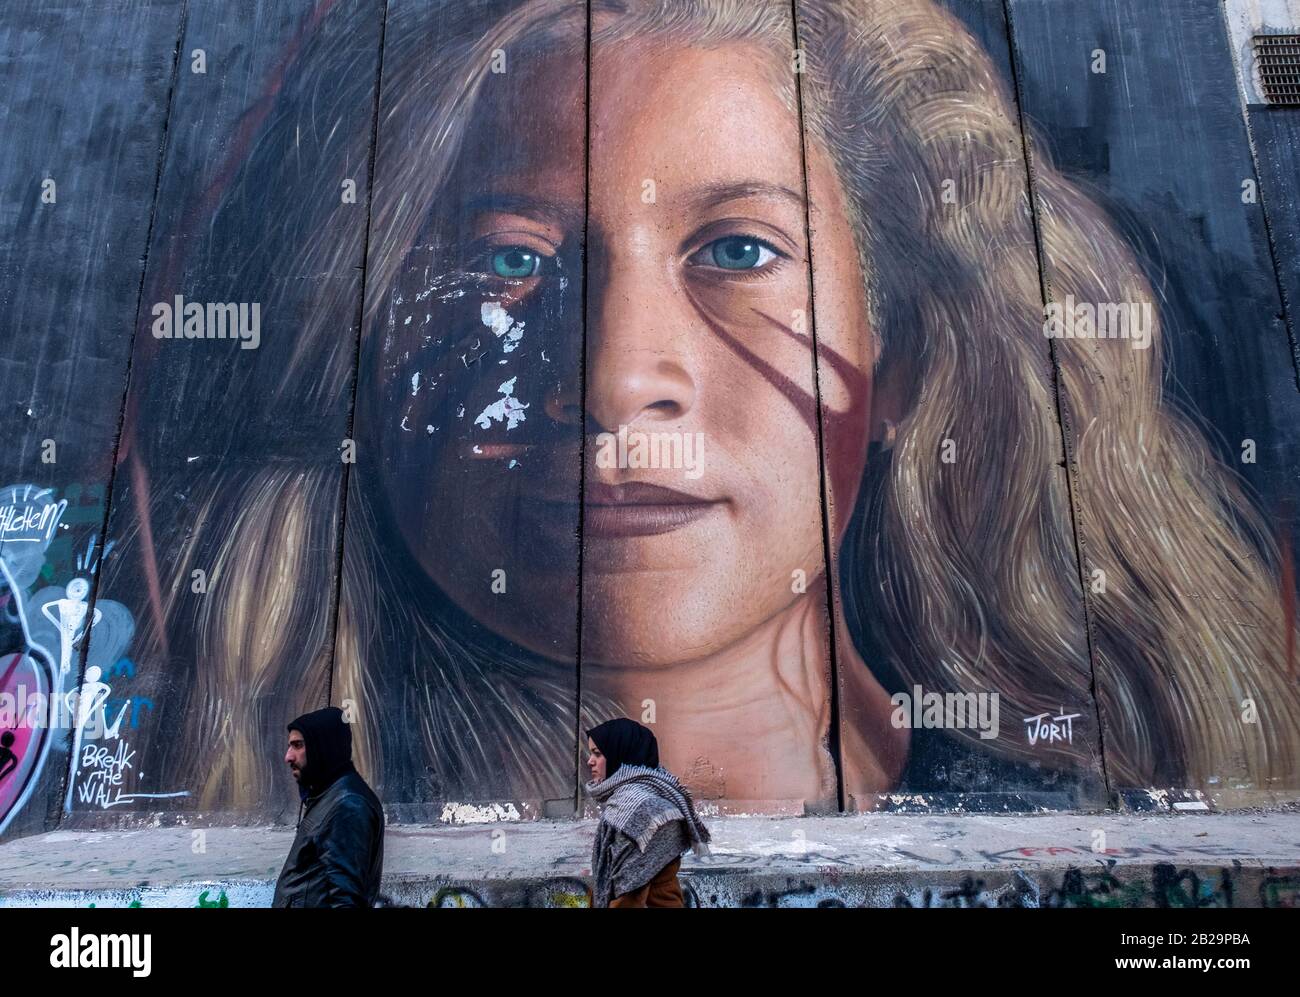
left=707, top=236, right=776, bottom=270
left=491, top=247, right=542, bottom=278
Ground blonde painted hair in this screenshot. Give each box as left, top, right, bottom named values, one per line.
left=121, top=0, right=1297, bottom=816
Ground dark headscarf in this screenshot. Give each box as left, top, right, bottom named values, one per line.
left=587, top=718, right=659, bottom=779
left=288, top=706, right=355, bottom=799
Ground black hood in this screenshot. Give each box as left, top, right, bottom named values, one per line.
left=588, top=718, right=659, bottom=779
left=289, top=707, right=355, bottom=799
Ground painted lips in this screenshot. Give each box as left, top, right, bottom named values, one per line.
left=527, top=481, right=723, bottom=538
left=579, top=482, right=723, bottom=538
left=458, top=447, right=725, bottom=538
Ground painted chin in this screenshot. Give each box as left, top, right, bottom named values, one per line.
left=581, top=512, right=735, bottom=582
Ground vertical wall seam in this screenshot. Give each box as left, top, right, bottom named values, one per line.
left=326, top=0, right=390, bottom=712
left=572, top=0, right=593, bottom=816
left=55, top=0, right=191, bottom=828
left=1000, top=0, right=1113, bottom=806
left=790, top=0, right=845, bottom=813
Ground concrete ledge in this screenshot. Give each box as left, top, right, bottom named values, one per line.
left=1, top=812, right=1297, bottom=907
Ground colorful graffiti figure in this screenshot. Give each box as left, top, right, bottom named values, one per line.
left=0, top=486, right=64, bottom=834
left=0, top=484, right=173, bottom=831
left=0, top=730, right=17, bottom=784
left=63, top=664, right=130, bottom=812
left=41, top=577, right=100, bottom=679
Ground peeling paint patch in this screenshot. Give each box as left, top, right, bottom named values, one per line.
left=708, top=840, right=839, bottom=858
left=885, top=794, right=935, bottom=809
left=480, top=301, right=525, bottom=353
left=474, top=377, right=528, bottom=430
left=439, top=802, right=522, bottom=824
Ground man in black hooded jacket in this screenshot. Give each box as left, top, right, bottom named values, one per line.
left=272, top=706, right=385, bottom=908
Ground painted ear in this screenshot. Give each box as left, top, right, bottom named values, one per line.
left=878, top=420, right=898, bottom=450
left=868, top=351, right=915, bottom=439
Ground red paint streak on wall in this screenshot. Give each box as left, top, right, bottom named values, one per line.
left=121, top=0, right=342, bottom=649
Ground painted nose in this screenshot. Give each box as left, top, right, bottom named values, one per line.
left=582, top=253, right=696, bottom=433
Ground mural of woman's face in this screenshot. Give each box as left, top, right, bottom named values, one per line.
left=377, top=38, right=874, bottom=668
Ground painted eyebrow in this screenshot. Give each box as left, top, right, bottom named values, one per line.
left=680, top=180, right=805, bottom=213
left=463, top=193, right=583, bottom=231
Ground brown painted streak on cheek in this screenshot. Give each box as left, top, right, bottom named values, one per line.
left=752, top=311, right=872, bottom=515
left=691, top=305, right=819, bottom=437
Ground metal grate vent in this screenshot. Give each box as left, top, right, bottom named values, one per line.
left=1254, top=34, right=1300, bottom=106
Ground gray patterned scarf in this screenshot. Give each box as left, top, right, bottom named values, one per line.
left=586, top=764, right=711, bottom=854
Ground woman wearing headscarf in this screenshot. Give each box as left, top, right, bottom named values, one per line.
left=585, top=718, right=711, bottom=908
